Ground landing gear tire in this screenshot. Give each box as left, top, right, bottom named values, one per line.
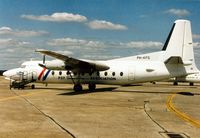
left=173, top=82, right=178, bottom=86
left=19, top=85, right=24, bottom=89
left=189, top=82, right=194, bottom=86
left=88, top=83, right=96, bottom=92
left=73, top=84, right=83, bottom=92
left=31, top=84, right=35, bottom=89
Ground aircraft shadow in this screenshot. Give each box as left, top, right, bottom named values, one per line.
left=177, top=92, right=194, bottom=96
left=34, top=87, right=72, bottom=91
left=58, top=87, right=118, bottom=96
left=33, top=86, right=197, bottom=96
left=113, top=90, right=196, bottom=96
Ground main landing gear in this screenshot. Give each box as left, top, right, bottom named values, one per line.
left=68, top=71, right=96, bottom=92
left=73, top=83, right=96, bottom=92
left=88, top=83, right=96, bottom=91
left=173, top=82, right=178, bottom=85
left=189, top=82, right=194, bottom=86
left=73, top=84, right=83, bottom=92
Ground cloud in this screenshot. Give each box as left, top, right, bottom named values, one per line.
left=123, top=41, right=163, bottom=49
left=21, top=12, right=127, bottom=31
left=0, top=37, right=165, bottom=69
left=21, top=12, right=87, bottom=22
left=87, top=20, right=127, bottom=30
left=193, top=42, right=200, bottom=47
left=82, top=54, right=121, bottom=60
left=0, top=38, right=30, bottom=46
left=193, top=34, right=200, bottom=40
left=165, top=8, right=190, bottom=16
left=48, top=37, right=87, bottom=46
left=47, top=37, right=163, bottom=50
left=47, top=37, right=105, bottom=49
left=0, top=26, right=48, bottom=37
left=0, top=43, right=37, bottom=69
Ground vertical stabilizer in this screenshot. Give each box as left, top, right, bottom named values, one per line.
left=163, top=20, right=198, bottom=73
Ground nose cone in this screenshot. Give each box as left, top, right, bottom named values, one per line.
left=3, top=70, right=9, bottom=77
left=2, top=69, right=21, bottom=81
left=3, top=69, right=19, bottom=78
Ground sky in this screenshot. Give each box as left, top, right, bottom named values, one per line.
left=0, top=0, right=200, bottom=69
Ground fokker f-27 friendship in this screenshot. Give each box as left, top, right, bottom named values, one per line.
left=3, top=20, right=199, bottom=91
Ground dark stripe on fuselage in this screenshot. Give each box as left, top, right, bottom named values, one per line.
left=42, top=70, right=51, bottom=81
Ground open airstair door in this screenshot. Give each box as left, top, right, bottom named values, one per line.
left=28, top=70, right=37, bottom=81
left=128, top=67, right=135, bottom=81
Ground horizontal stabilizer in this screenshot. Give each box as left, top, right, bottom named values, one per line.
left=164, top=56, right=183, bottom=64
left=165, top=56, right=193, bottom=66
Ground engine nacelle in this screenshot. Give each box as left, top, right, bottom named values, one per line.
left=42, top=60, right=66, bottom=70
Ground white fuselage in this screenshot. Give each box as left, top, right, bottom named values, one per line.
left=3, top=59, right=187, bottom=86
left=3, top=20, right=199, bottom=91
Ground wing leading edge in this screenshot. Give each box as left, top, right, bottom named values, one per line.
left=35, top=49, right=110, bottom=72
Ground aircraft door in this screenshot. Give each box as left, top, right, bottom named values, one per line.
left=128, top=67, right=135, bottom=81
left=28, top=70, right=37, bottom=81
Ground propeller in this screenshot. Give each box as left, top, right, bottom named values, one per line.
left=39, top=54, right=47, bottom=69
left=43, top=55, right=46, bottom=65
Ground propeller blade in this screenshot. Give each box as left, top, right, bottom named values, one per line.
left=43, top=55, right=46, bottom=64
left=38, top=63, right=46, bottom=68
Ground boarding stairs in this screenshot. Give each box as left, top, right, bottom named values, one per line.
left=9, top=71, right=37, bottom=89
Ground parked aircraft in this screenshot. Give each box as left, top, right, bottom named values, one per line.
left=3, top=20, right=199, bottom=92
left=170, top=72, right=200, bottom=86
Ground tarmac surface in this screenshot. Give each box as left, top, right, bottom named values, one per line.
left=0, top=76, right=200, bottom=138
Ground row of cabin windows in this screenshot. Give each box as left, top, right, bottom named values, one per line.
left=51, top=71, right=124, bottom=77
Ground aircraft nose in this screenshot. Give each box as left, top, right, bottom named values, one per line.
left=3, top=70, right=9, bottom=77
left=3, top=70, right=15, bottom=78
left=3, top=69, right=22, bottom=81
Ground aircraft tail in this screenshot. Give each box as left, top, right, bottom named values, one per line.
left=162, top=20, right=198, bottom=74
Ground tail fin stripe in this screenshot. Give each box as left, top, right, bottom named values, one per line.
left=162, top=23, right=176, bottom=51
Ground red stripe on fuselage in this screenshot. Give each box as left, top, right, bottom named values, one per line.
left=38, top=68, right=46, bottom=80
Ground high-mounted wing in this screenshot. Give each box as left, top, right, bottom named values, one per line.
left=35, top=49, right=110, bottom=72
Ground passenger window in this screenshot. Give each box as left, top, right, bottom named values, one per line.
left=120, top=72, right=123, bottom=76
left=66, top=71, right=70, bottom=75
left=59, top=71, right=62, bottom=75
left=52, top=71, right=55, bottom=76
left=104, top=72, right=108, bottom=76
left=112, top=72, right=115, bottom=76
